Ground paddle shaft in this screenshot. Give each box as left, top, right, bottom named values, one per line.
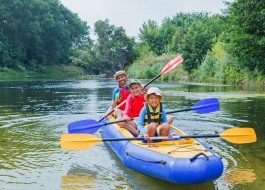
left=144, top=74, right=160, bottom=87
left=62, top=128, right=256, bottom=151
left=166, top=108, right=192, bottom=114
left=96, top=102, right=216, bottom=130
left=103, top=118, right=134, bottom=125
left=71, top=135, right=220, bottom=142
left=103, top=99, right=218, bottom=122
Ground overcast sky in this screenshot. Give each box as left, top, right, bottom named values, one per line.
left=60, top=0, right=234, bottom=40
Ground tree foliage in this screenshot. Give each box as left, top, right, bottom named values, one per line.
left=0, top=0, right=90, bottom=69
left=223, top=0, right=265, bottom=73
left=179, top=15, right=227, bottom=72
left=179, top=21, right=215, bottom=72
left=138, top=12, right=227, bottom=72
left=71, top=19, right=136, bottom=76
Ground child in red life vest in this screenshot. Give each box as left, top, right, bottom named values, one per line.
left=137, top=87, right=173, bottom=143
left=122, top=79, right=146, bottom=135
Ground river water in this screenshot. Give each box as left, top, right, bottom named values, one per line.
left=0, top=78, right=264, bottom=190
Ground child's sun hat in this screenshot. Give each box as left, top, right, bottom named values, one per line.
left=144, top=87, right=164, bottom=101
left=128, top=79, right=141, bottom=87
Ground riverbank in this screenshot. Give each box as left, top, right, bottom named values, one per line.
left=126, top=53, right=265, bottom=87
left=0, top=66, right=89, bottom=78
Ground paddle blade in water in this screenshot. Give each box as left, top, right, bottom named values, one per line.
left=160, top=56, right=183, bottom=75
left=220, top=128, right=257, bottom=144
left=192, top=98, right=219, bottom=114
left=60, top=134, right=102, bottom=150
left=68, top=119, right=102, bottom=134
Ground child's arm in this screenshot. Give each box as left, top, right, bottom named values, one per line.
left=162, top=108, right=168, bottom=124
left=162, top=108, right=172, bottom=135
left=123, top=95, right=133, bottom=119
left=137, top=107, right=148, bottom=135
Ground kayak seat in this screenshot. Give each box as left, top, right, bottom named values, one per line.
left=136, top=127, right=184, bottom=143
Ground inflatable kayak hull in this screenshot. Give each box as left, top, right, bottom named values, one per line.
left=101, top=116, right=223, bottom=184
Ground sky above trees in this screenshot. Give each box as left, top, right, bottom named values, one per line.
left=60, top=0, right=234, bottom=40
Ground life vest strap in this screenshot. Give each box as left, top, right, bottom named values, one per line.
left=144, top=102, right=163, bottom=126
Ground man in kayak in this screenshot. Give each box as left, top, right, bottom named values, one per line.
left=103, top=71, right=147, bottom=120
left=137, top=87, right=173, bottom=143
left=123, top=79, right=173, bottom=136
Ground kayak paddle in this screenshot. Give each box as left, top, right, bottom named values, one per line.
left=61, top=128, right=257, bottom=150
left=98, top=56, right=183, bottom=122
left=68, top=118, right=134, bottom=134
left=166, top=98, right=219, bottom=114
left=68, top=98, right=219, bottom=134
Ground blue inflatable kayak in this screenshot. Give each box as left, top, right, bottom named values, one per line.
left=101, top=116, right=223, bottom=184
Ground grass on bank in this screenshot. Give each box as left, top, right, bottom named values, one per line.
left=191, top=41, right=265, bottom=86
left=126, top=49, right=265, bottom=86
left=127, top=53, right=190, bottom=82
left=0, top=65, right=88, bottom=77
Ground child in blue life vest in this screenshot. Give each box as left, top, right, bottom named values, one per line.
left=137, top=87, right=173, bottom=143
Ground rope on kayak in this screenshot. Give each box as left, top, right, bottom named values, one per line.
left=125, top=150, right=167, bottom=166
left=190, top=152, right=209, bottom=162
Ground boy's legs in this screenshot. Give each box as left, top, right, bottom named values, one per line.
left=115, top=109, right=138, bottom=135
left=114, top=109, right=123, bottom=119
left=115, top=109, right=124, bottom=127
left=157, top=123, right=170, bottom=142
left=166, top=115, right=173, bottom=125
left=122, top=121, right=138, bottom=135
left=145, top=122, right=157, bottom=143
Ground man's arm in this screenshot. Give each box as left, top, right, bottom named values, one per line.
left=137, top=107, right=147, bottom=135
left=103, top=87, right=120, bottom=118
left=103, top=100, right=117, bottom=118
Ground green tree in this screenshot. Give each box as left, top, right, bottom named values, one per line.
left=224, top=0, right=265, bottom=73
left=0, top=0, right=89, bottom=69
left=138, top=20, right=162, bottom=55
left=138, top=12, right=212, bottom=55
left=179, top=21, right=215, bottom=72
left=71, top=19, right=136, bottom=76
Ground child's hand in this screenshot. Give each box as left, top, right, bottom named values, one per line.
left=144, top=134, right=150, bottom=141
left=103, top=113, right=108, bottom=118
left=168, top=134, right=173, bottom=139
left=125, top=117, right=131, bottom=122
left=141, top=85, right=148, bottom=93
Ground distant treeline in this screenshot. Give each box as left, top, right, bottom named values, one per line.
left=1, top=0, right=264, bottom=82
left=128, top=0, right=265, bottom=85
left=0, top=0, right=90, bottom=72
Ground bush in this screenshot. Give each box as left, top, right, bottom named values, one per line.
left=17, top=64, right=26, bottom=71
left=127, top=53, right=189, bottom=81
left=38, top=65, right=48, bottom=74
left=191, top=40, right=265, bottom=85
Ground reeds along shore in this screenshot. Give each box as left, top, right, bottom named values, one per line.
left=126, top=52, right=265, bottom=87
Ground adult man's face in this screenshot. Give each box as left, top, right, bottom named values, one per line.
left=116, top=74, right=127, bottom=86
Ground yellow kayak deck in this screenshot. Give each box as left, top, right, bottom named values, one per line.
left=109, top=116, right=213, bottom=158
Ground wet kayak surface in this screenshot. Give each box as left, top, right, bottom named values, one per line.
left=0, top=78, right=264, bottom=190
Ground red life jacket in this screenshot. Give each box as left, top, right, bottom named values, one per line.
left=129, top=94, right=146, bottom=118
left=117, top=87, right=131, bottom=111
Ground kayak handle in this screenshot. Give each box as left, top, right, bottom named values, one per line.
left=125, top=150, right=167, bottom=166
left=190, top=152, right=209, bottom=162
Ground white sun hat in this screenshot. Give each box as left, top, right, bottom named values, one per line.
left=144, top=87, right=164, bottom=101
left=114, top=71, right=128, bottom=79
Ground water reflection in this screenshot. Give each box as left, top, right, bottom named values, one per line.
left=61, top=166, right=97, bottom=189
left=223, top=168, right=257, bottom=185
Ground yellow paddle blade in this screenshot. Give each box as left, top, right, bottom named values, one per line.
left=60, top=134, right=102, bottom=150
left=220, top=128, right=257, bottom=144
